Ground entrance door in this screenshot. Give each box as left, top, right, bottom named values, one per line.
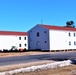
left=36, top=41, right=41, bottom=49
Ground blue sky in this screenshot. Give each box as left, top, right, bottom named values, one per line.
left=0, top=0, right=76, bottom=32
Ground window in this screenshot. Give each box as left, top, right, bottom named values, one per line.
left=68, top=33, right=71, bottom=37
left=19, top=44, right=21, bottom=47
left=45, top=41, right=46, bottom=43
left=25, top=44, right=26, bottom=47
left=44, top=31, right=46, bottom=33
left=19, top=37, right=21, bottom=40
left=74, top=33, right=75, bottom=37
left=69, top=41, right=71, bottom=45
left=37, top=32, right=39, bottom=37
left=74, top=41, right=76, bottom=45
left=24, top=37, right=26, bottom=40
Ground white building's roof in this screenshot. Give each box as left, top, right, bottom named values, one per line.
left=0, top=31, right=28, bottom=36
left=38, top=24, right=76, bottom=31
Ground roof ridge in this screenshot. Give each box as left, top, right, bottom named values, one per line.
left=38, top=24, right=63, bottom=27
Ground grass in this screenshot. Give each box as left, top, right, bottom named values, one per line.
left=0, top=51, right=50, bottom=58
left=0, top=51, right=75, bottom=58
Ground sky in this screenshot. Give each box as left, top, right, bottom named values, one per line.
left=0, top=0, right=76, bottom=32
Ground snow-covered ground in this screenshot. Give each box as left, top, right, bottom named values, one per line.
left=0, top=60, right=72, bottom=75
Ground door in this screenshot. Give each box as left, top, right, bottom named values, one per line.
left=36, top=41, right=41, bottom=49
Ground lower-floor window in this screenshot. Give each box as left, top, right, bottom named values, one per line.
left=25, top=44, right=26, bottom=47
left=19, top=44, right=21, bottom=47
left=69, top=41, right=71, bottom=45
left=74, top=41, right=76, bottom=45
left=45, top=41, right=46, bottom=43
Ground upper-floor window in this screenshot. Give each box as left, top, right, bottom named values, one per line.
left=69, top=41, right=71, bottom=45
left=19, top=37, right=21, bottom=40
left=74, top=33, right=75, bottom=37
left=37, top=32, right=39, bottom=37
left=44, top=31, right=46, bottom=33
left=69, top=33, right=71, bottom=37
left=24, top=37, right=26, bottom=40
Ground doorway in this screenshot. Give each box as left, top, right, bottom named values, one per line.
left=36, top=41, right=41, bottom=49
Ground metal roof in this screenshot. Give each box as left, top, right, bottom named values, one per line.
left=0, top=31, right=28, bottom=36
left=39, top=24, right=76, bottom=31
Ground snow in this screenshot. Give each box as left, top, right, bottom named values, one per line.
left=0, top=60, right=72, bottom=75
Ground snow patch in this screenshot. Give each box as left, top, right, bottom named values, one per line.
left=0, top=60, right=72, bottom=75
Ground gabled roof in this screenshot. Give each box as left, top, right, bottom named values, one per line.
left=38, top=24, right=76, bottom=31
left=0, top=31, right=28, bottom=36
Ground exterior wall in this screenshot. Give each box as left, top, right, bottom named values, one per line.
left=0, top=35, right=28, bottom=51
left=17, top=35, right=28, bottom=50
left=28, top=25, right=50, bottom=51
left=49, top=30, right=76, bottom=51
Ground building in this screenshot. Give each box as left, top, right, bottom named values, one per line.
left=0, top=31, right=28, bottom=51
left=28, top=24, right=76, bottom=51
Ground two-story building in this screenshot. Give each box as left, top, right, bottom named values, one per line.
left=0, top=31, right=28, bottom=51
left=28, top=24, right=76, bottom=51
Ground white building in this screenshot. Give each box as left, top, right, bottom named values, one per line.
left=28, top=24, right=76, bottom=51
left=0, top=31, right=28, bottom=51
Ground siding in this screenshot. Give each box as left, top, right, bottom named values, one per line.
left=49, top=30, right=76, bottom=50
left=28, top=25, right=50, bottom=50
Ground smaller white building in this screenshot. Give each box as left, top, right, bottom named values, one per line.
left=28, top=24, right=76, bottom=51
left=0, top=31, right=28, bottom=51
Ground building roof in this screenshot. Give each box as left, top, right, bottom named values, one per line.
left=39, top=24, right=76, bottom=31
left=0, top=31, right=28, bottom=36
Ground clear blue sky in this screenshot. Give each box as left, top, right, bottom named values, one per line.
left=0, top=0, right=76, bottom=32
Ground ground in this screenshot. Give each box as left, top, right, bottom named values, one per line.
left=15, top=65, right=76, bottom=75
left=0, top=51, right=75, bottom=58
left=0, top=51, right=76, bottom=75
left=0, top=51, right=50, bottom=58
left=0, top=51, right=54, bottom=72
left=0, top=60, right=54, bottom=72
